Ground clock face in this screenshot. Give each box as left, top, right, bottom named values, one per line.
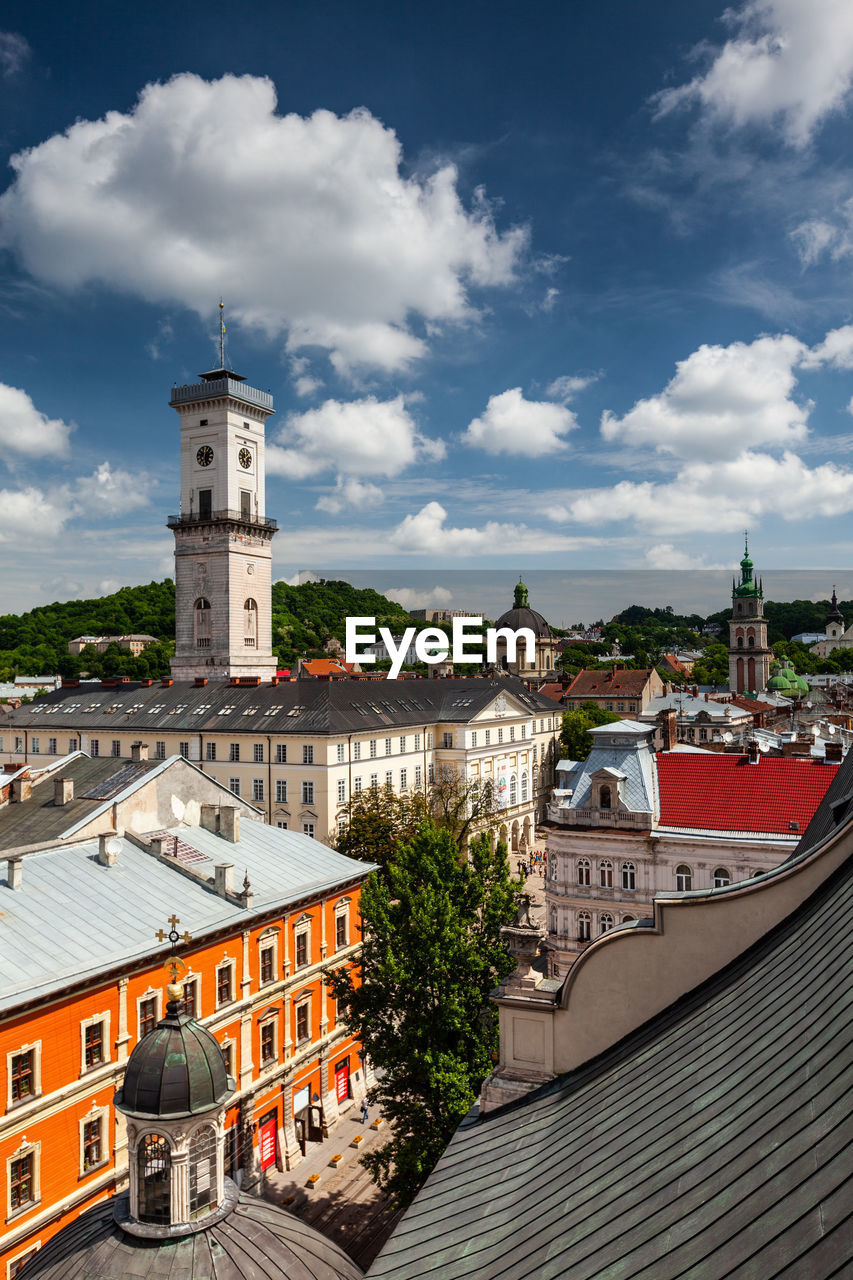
left=238, top=447, right=252, bottom=470
left=196, top=445, right=214, bottom=467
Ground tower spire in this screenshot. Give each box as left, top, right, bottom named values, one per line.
left=218, top=299, right=226, bottom=370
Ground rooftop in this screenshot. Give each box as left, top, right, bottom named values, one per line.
left=656, top=753, right=838, bottom=835
left=565, top=668, right=656, bottom=698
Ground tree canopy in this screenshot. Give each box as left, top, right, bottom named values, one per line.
left=326, top=822, right=520, bottom=1207
left=561, top=704, right=623, bottom=760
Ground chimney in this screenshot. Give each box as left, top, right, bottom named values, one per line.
left=214, top=863, right=234, bottom=896
left=130, top=741, right=149, bottom=763
left=658, top=708, right=677, bottom=752
left=747, top=741, right=760, bottom=763
left=7, top=858, right=22, bottom=889
left=11, top=777, right=32, bottom=803
left=825, top=742, right=843, bottom=762
left=200, top=802, right=219, bottom=833
left=194, top=677, right=208, bottom=687
left=54, top=777, right=74, bottom=806
left=98, top=834, right=119, bottom=866
left=220, top=807, right=240, bottom=843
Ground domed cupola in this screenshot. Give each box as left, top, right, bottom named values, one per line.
left=492, top=579, right=554, bottom=678
left=494, top=579, right=553, bottom=641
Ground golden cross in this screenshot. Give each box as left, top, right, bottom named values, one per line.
left=155, top=913, right=193, bottom=987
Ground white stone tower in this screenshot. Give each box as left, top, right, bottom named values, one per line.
left=168, top=362, right=278, bottom=682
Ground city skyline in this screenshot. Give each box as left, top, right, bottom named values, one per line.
left=4, top=2, right=853, bottom=611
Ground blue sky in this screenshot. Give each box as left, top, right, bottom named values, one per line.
left=3, top=0, right=853, bottom=615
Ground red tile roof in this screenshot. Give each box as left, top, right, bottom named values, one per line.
left=656, top=753, right=838, bottom=835
left=727, top=696, right=778, bottom=716
left=300, top=659, right=354, bottom=678
left=660, top=653, right=691, bottom=677
left=538, top=683, right=567, bottom=704
left=566, top=668, right=655, bottom=698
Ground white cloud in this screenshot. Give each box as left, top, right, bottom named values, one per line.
left=463, top=387, right=578, bottom=457
left=546, top=372, right=600, bottom=402
left=652, top=0, right=853, bottom=147
left=388, top=586, right=454, bottom=610
left=601, top=334, right=810, bottom=461
left=801, top=323, right=853, bottom=369
left=72, top=462, right=153, bottom=516
left=0, top=486, right=68, bottom=541
left=316, top=477, right=384, bottom=514
left=0, top=31, right=29, bottom=79
left=279, top=570, right=320, bottom=586
left=390, top=500, right=592, bottom=555
left=0, top=382, right=73, bottom=458
left=643, top=543, right=732, bottom=570
left=267, top=395, right=444, bottom=480
left=559, top=449, right=853, bottom=535
left=0, top=74, right=527, bottom=375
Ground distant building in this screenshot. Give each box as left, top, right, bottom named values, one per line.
left=728, top=535, right=772, bottom=694
left=810, top=587, right=853, bottom=658
left=492, top=581, right=556, bottom=680
left=67, top=635, right=159, bottom=657
left=563, top=667, right=665, bottom=716
left=408, top=608, right=470, bottom=623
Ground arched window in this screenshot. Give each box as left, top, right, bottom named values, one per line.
left=194, top=598, right=211, bottom=649
left=600, top=913, right=614, bottom=934
left=137, top=1134, right=171, bottom=1225
left=748, top=634, right=755, bottom=647
left=244, top=598, right=257, bottom=648
left=600, top=859, right=613, bottom=888
left=521, top=772, right=529, bottom=803
left=577, top=857, right=591, bottom=886
left=509, top=773, right=517, bottom=806
left=577, top=911, right=591, bottom=942
left=622, top=914, right=636, bottom=924
left=675, top=864, right=692, bottom=891
left=599, top=784, right=612, bottom=810
left=621, top=861, right=636, bottom=891
left=713, top=867, right=731, bottom=888
left=188, top=1126, right=218, bottom=1220
left=737, top=635, right=744, bottom=647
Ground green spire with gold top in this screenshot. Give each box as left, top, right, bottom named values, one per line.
left=734, top=531, right=762, bottom=598
left=514, top=578, right=529, bottom=608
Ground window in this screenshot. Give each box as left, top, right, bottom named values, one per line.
left=621, top=862, right=636, bottom=891
left=498, top=728, right=504, bottom=744
left=155, top=740, right=166, bottom=759
left=137, top=1135, right=171, bottom=1225
left=599, top=784, right=612, bottom=810
left=337, top=778, right=346, bottom=803
left=84, top=1022, right=104, bottom=1068
left=244, top=598, right=257, bottom=647
left=229, top=777, right=240, bottom=796
left=577, top=911, right=591, bottom=942
left=254, top=742, right=264, bottom=763
left=550, top=906, right=558, bottom=934
left=8, top=1245, right=40, bottom=1276
left=471, top=731, right=478, bottom=747
left=699, top=727, right=708, bottom=741
left=510, top=726, right=515, bottom=741
left=295, top=930, right=309, bottom=968
left=48, top=737, right=57, bottom=755
left=302, top=745, right=314, bottom=764
left=260, top=1021, right=276, bottom=1067
left=600, top=913, right=614, bottom=934
left=10, top=1151, right=34, bottom=1211
left=260, top=945, right=275, bottom=985
left=205, top=741, right=216, bottom=761
left=400, top=768, right=407, bottom=790
left=385, top=770, right=393, bottom=790
left=606, top=702, right=614, bottom=711
left=69, top=737, right=78, bottom=752
left=521, top=724, right=526, bottom=738
left=675, top=864, right=692, bottom=891
left=577, top=858, right=591, bottom=886
left=10, top=1049, right=35, bottom=1103
left=221, top=1041, right=234, bottom=1076
left=442, top=732, right=453, bottom=748
left=354, top=777, right=363, bottom=793
left=111, top=740, right=121, bottom=757
left=336, top=912, right=348, bottom=950
left=195, top=597, right=211, bottom=648
left=296, top=1002, right=309, bottom=1042
left=275, top=779, right=287, bottom=803
left=216, top=964, right=234, bottom=1007
left=276, top=820, right=288, bottom=829
left=385, top=737, right=392, bottom=755
left=600, top=859, right=614, bottom=888
left=302, top=780, right=314, bottom=804
left=370, top=773, right=378, bottom=788
left=139, top=997, right=158, bottom=1037
left=713, top=867, right=731, bottom=888
left=181, top=981, right=197, bottom=1019
left=252, top=778, right=265, bottom=802
left=179, top=741, right=189, bottom=759
left=548, top=718, right=553, bottom=731
left=90, top=739, right=99, bottom=757
left=622, top=914, right=636, bottom=924
left=414, top=734, right=421, bottom=751
left=303, top=822, right=315, bottom=838
left=521, top=772, right=529, bottom=802
left=230, top=742, right=240, bottom=762
left=82, top=1117, right=102, bottom=1171
left=337, top=742, right=345, bottom=762
left=189, top=1126, right=218, bottom=1219
left=276, top=743, right=287, bottom=763
left=509, top=773, right=517, bottom=806
left=415, top=766, right=422, bottom=788
left=369, top=739, right=377, bottom=758
left=617, top=703, right=624, bottom=713
left=428, top=763, right=435, bottom=784
left=353, top=741, right=362, bottom=761
left=399, top=735, right=406, bottom=752
left=485, top=730, right=491, bottom=745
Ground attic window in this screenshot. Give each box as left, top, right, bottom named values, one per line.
left=287, top=707, right=304, bottom=717
left=217, top=706, right=236, bottom=716
left=789, top=821, right=799, bottom=831
left=242, top=707, right=259, bottom=716
left=193, top=705, right=212, bottom=715
left=147, top=705, right=166, bottom=714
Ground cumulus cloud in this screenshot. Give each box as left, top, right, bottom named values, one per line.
left=267, top=395, right=444, bottom=480
left=0, top=382, right=73, bottom=458
left=0, top=486, right=68, bottom=541
left=390, top=500, right=590, bottom=555
left=0, top=31, right=29, bottom=79
left=316, top=477, right=384, bottom=514
left=0, top=462, right=153, bottom=545
left=652, top=0, right=853, bottom=147
left=643, top=543, right=732, bottom=570
left=463, top=387, right=578, bottom=457
left=72, top=462, right=153, bottom=515
left=546, top=372, right=600, bottom=402
left=387, top=586, right=454, bottom=610
left=601, top=334, right=810, bottom=461
left=0, top=74, right=527, bottom=375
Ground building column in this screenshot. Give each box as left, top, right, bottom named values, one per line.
left=280, top=1073, right=302, bottom=1170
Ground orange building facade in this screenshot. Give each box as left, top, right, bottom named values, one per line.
left=0, top=833, right=370, bottom=1278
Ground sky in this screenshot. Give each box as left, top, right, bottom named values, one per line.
left=3, top=0, right=853, bottom=619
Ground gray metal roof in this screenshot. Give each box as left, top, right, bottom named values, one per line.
left=4, top=677, right=556, bottom=737
left=368, top=849, right=853, bottom=1280
left=0, top=823, right=373, bottom=1013
left=641, top=692, right=744, bottom=720
left=561, top=724, right=657, bottom=815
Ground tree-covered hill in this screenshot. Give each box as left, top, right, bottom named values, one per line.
left=271, top=579, right=413, bottom=664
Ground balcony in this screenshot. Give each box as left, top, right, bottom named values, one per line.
left=549, top=804, right=652, bottom=829
left=169, top=378, right=273, bottom=411
left=167, top=509, right=278, bottom=532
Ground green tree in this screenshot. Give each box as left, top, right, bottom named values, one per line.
left=561, top=704, right=622, bottom=760
left=326, top=822, right=519, bottom=1207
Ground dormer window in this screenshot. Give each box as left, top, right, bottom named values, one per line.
left=599, top=784, right=612, bottom=810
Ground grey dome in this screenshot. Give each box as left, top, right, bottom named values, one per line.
left=115, top=998, right=232, bottom=1119
left=494, top=580, right=552, bottom=641
left=15, top=1191, right=364, bottom=1280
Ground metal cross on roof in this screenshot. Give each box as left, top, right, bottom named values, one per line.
left=155, top=913, right=193, bottom=985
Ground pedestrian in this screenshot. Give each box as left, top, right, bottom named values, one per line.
left=361, top=1097, right=370, bottom=1125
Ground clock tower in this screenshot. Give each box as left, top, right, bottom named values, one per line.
left=168, top=364, right=278, bottom=682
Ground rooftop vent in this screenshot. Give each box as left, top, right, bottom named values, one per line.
left=6, top=858, right=22, bottom=890
left=54, top=776, right=74, bottom=806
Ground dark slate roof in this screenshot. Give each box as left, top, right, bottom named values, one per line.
left=794, top=735, right=853, bottom=856
left=18, top=1191, right=363, bottom=1279
left=0, top=755, right=159, bottom=850
left=493, top=605, right=553, bottom=639
left=116, top=998, right=233, bottom=1119
left=4, top=677, right=555, bottom=737
left=368, top=852, right=853, bottom=1279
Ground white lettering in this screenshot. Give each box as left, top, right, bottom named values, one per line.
left=486, top=626, right=536, bottom=668
left=415, top=626, right=450, bottom=665
left=345, top=617, right=377, bottom=665
left=381, top=626, right=416, bottom=679
left=453, top=616, right=484, bottom=663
